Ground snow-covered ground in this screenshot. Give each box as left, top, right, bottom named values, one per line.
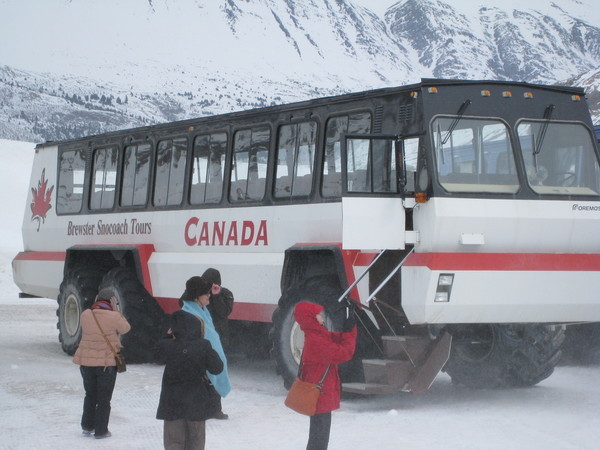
left=1, top=138, right=600, bottom=449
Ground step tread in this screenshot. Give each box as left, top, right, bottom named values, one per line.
left=382, top=335, right=431, bottom=341
left=403, top=332, right=452, bottom=393
left=382, top=335, right=432, bottom=360
left=342, top=382, right=401, bottom=395
left=362, top=358, right=413, bottom=366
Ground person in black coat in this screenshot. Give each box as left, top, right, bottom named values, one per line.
left=202, top=268, right=234, bottom=349
left=156, top=310, right=223, bottom=450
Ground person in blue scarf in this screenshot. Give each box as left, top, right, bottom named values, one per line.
left=180, top=276, right=231, bottom=420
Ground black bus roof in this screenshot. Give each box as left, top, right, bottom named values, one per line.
left=36, top=78, right=587, bottom=149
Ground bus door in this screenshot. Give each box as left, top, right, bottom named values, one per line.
left=341, top=134, right=408, bottom=251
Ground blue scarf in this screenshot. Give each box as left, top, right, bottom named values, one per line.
left=182, top=301, right=231, bottom=397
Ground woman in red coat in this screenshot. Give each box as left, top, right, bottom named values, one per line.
left=294, top=301, right=357, bottom=450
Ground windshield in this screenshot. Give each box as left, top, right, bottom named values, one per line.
left=433, top=117, right=520, bottom=194
left=517, top=121, right=600, bottom=196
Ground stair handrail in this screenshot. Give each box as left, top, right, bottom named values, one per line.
left=336, top=248, right=415, bottom=359
left=370, top=297, right=407, bottom=318
left=362, top=248, right=417, bottom=367
left=371, top=297, right=417, bottom=367
left=353, top=308, right=384, bottom=356
left=363, top=248, right=414, bottom=306
left=372, top=299, right=397, bottom=336
left=336, top=250, right=386, bottom=303
left=336, top=247, right=414, bottom=305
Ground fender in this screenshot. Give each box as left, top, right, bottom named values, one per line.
left=64, top=244, right=155, bottom=295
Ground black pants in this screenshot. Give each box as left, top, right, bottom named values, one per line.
left=307, top=412, right=332, bottom=450
left=80, top=366, right=117, bottom=436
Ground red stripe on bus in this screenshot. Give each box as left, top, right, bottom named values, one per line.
left=133, top=244, right=155, bottom=296
left=15, top=246, right=156, bottom=294
left=155, top=298, right=277, bottom=323
left=353, top=252, right=378, bottom=266
left=405, top=253, right=600, bottom=271
left=230, top=303, right=278, bottom=322
left=341, top=249, right=361, bottom=299
left=13, top=251, right=65, bottom=261
left=155, top=297, right=181, bottom=314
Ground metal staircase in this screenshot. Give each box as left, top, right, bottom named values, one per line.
left=338, top=248, right=453, bottom=395
left=343, top=332, right=451, bottom=394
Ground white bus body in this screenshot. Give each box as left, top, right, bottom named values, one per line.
left=13, top=79, right=600, bottom=390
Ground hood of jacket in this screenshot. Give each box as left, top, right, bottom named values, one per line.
left=170, top=310, right=203, bottom=340
left=202, top=268, right=221, bottom=286
left=294, top=302, right=324, bottom=333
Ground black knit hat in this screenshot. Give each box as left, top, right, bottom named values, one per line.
left=182, top=276, right=212, bottom=301
left=94, top=288, right=118, bottom=310
left=96, top=288, right=115, bottom=301
left=202, top=268, right=221, bottom=286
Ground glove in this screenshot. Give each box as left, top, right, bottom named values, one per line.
left=345, top=298, right=359, bottom=315
left=341, top=297, right=353, bottom=310
left=342, top=310, right=356, bottom=332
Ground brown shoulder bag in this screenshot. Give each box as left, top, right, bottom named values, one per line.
left=284, top=355, right=330, bottom=416
left=91, top=311, right=126, bottom=373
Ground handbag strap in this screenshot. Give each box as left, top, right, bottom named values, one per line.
left=315, top=365, right=331, bottom=389
left=298, top=349, right=331, bottom=388
left=91, top=310, right=119, bottom=358
left=296, top=349, right=304, bottom=378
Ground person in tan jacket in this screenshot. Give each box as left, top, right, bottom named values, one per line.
left=73, top=288, right=131, bottom=439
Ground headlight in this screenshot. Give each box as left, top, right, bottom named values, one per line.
left=434, top=291, right=449, bottom=302
left=435, top=273, right=454, bottom=302
left=438, top=274, right=454, bottom=286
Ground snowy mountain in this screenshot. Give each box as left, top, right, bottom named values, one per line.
left=386, top=0, right=600, bottom=81
left=0, top=0, right=599, bottom=143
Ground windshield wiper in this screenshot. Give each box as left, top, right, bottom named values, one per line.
left=442, top=100, right=471, bottom=145
left=437, top=123, right=445, bottom=164
left=533, top=104, right=554, bottom=156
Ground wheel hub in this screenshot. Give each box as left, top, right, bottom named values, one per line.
left=289, top=321, right=305, bottom=365
left=64, top=293, right=81, bottom=336
left=452, top=324, right=495, bottom=362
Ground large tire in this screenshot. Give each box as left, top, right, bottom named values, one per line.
left=98, top=267, right=165, bottom=363
left=443, top=324, right=565, bottom=388
left=270, top=300, right=306, bottom=389
left=56, top=267, right=102, bottom=355
left=229, top=321, right=272, bottom=359
left=269, top=275, right=379, bottom=389
left=561, top=323, right=600, bottom=364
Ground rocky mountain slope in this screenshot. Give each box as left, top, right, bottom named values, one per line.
left=0, top=0, right=598, bottom=142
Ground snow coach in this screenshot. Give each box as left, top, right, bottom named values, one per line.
left=13, top=79, right=600, bottom=391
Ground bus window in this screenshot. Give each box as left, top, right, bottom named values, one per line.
left=274, top=121, right=316, bottom=198
left=153, top=137, right=188, bottom=207
left=57, top=148, right=86, bottom=214
left=230, top=126, right=270, bottom=202
left=191, top=132, right=227, bottom=205
left=433, top=118, right=519, bottom=194
left=121, top=143, right=151, bottom=207
left=90, top=146, right=118, bottom=210
left=346, top=137, right=397, bottom=194
left=403, top=138, right=419, bottom=193
left=346, top=138, right=370, bottom=192
left=518, top=121, right=600, bottom=195
left=322, top=112, right=372, bottom=198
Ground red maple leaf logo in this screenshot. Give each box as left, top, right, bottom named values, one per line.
left=30, top=169, right=54, bottom=231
